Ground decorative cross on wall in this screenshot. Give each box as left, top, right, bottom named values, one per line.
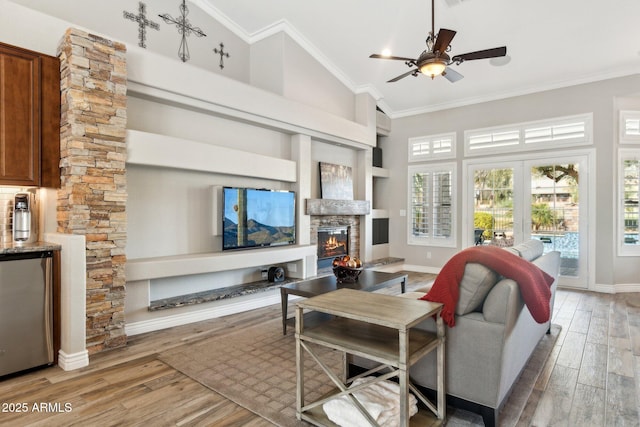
left=123, top=2, right=159, bottom=49
left=159, top=0, right=207, bottom=63
left=213, top=43, right=230, bottom=69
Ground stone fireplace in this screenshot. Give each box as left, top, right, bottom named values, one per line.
left=310, top=215, right=360, bottom=270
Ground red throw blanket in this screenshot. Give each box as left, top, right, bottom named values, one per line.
left=420, top=246, right=554, bottom=327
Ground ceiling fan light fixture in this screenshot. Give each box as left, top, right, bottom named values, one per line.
left=419, top=60, right=446, bottom=78
left=369, top=0, right=506, bottom=84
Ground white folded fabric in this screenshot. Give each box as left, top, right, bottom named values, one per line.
left=322, top=377, right=418, bottom=427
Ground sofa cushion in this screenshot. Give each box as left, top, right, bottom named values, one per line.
left=456, top=263, right=498, bottom=315
left=511, top=239, right=544, bottom=261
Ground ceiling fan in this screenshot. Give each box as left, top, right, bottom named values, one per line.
left=370, top=0, right=507, bottom=83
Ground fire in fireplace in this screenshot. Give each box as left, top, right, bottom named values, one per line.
left=317, top=226, right=349, bottom=268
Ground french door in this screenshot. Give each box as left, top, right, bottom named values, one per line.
left=465, top=152, right=592, bottom=288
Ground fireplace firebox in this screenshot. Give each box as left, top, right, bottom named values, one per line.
left=317, top=226, right=349, bottom=269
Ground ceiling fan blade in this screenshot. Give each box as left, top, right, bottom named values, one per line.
left=370, top=54, right=417, bottom=62
left=387, top=69, right=417, bottom=83
left=442, top=67, right=464, bottom=83
left=452, top=46, right=507, bottom=63
left=433, top=28, right=456, bottom=54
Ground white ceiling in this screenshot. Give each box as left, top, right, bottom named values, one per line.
left=200, top=0, right=640, bottom=118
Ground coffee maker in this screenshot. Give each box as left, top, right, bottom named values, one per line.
left=13, top=192, right=37, bottom=244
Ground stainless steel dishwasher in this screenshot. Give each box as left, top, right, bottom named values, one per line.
left=0, top=250, right=54, bottom=377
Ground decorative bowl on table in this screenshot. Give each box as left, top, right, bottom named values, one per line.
left=332, top=256, right=363, bottom=283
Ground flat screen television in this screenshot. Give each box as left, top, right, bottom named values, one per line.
left=222, top=187, right=296, bottom=251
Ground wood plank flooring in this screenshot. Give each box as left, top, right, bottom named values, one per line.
left=0, top=272, right=638, bottom=426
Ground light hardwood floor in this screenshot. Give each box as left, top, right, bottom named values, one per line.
left=0, top=272, right=638, bottom=426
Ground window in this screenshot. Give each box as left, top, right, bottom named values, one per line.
left=618, top=149, right=640, bottom=255
left=408, top=132, right=456, bottom=162
left=465, top=113, right=592, bottom=156
left=407, top=163, right=456, bottom=247
left=620, top=110, right=640, bottom=144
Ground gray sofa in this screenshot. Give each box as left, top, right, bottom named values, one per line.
left=353, top=240, right=560, bottom=426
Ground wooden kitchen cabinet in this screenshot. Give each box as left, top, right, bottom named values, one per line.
left=0, top=42, right=60, bottom=188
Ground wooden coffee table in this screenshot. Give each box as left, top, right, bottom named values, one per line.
left=280, top=270, right=407, bottom=334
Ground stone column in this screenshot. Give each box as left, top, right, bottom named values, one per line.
left=57, top=28, right=127, bottom=353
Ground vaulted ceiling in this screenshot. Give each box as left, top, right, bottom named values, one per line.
left=203, top=0, right=640, bottom=118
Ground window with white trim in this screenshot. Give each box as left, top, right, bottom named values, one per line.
left=407, top=163, right=456, bottom=247
left=619, top=149, right=640, bottom=255
left=408, top=132, right=456, bottom=162
left=620, top=110, right=640, bottom=144
left=465, top=113, right=592, bottom=156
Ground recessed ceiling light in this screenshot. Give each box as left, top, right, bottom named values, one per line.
left=490, top=55, right=511, bottom=67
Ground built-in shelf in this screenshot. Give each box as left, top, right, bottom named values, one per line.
left=126, top=130, right=297, bottom=182
left=376, top=110, right=391, bottom=136
left=149, top=257, right=404, bottom=311
left=126, top=244, right=317, bottom=282
left=126, top=47, right=376, bottom=148
left=371, top=209, right=389, bottom=219
left=149, top=277, right=301, bottom=311
left=305, top=199, right=370, bottom=216
left=372, top=166, right=390, bottom=178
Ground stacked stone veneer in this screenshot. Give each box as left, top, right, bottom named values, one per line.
left=310, top=215, right=360, bottom=261
left=57, top=29, right=127, bottom=353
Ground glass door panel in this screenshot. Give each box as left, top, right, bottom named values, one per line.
left=472, top=167, right=516, bottom=246
left=525, top=157, right=588, bottom=288
left=529, top=163, right=580, bottom=277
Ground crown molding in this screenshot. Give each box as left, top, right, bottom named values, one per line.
left=390, top=67, right=640, bottom=119
left=189, top=0, right=251, bottom=43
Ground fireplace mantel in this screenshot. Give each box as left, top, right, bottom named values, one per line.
left=306, top=199, right=370, bottom=216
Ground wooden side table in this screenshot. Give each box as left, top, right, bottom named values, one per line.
left=295, top=288, right=445, bottom=426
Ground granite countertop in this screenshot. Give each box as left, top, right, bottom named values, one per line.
left=0, top=241, right=62, bottom=255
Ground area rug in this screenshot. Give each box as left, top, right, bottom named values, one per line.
left=160, top=318, right=342, bottom=427
left=159, top=318, right=560, bottom=427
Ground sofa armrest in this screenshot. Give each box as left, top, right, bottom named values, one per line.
left=532, top=250, right=560, bottom=314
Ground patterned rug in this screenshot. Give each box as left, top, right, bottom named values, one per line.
left=160, top=318, right=343, bottom=427
left=160, top=315, right=560, bottom=427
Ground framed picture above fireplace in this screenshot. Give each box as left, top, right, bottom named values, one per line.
left=319, top=162, right=353, bottom=200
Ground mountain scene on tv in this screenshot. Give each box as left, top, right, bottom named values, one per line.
left=223, top=218, right=294, bottom=248
left=223, top=189, right=295, bottom=249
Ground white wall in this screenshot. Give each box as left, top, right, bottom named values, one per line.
left=382, top=74, right=640, bottom=290
left=281, top=34, right=355, bottom=121
left=250, top=32, right=356, bottom=120
left=310, top=141, right=360, bottom=199
left=250, top=33, right=285, bottom=96
left=9, top=0, right=250, bottom=82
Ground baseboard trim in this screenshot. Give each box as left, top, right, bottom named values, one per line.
left=58, top=349, right=89, bottom=371
left=591, top=282, right=640, bottom=293
left=125, top=292, right=284, bottom=336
